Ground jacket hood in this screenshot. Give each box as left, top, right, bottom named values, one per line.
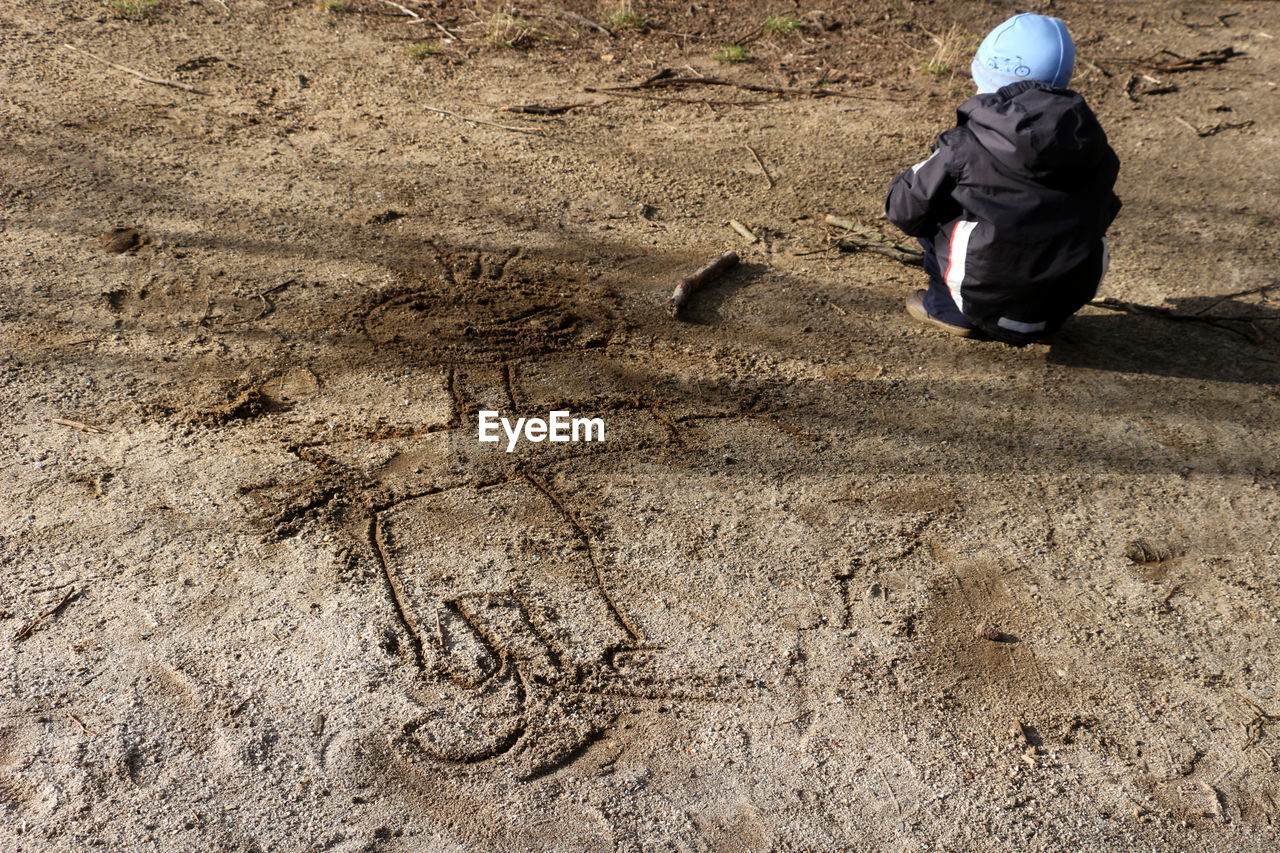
left=958, top=81, right=1107, bottom=177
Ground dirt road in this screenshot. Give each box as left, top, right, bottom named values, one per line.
left=3, top=1, right=1279, bottom=849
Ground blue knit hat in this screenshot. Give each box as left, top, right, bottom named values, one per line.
left=971, top=14, right=1075, bottom=93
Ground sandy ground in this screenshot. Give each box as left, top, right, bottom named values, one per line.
left=3, top=1, right=1280, bottom=850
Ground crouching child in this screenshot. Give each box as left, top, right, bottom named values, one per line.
left=886, top=13, right=1122, bottom=345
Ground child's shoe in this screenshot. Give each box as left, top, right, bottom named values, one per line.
left=905, top=290, right=978, bottom=337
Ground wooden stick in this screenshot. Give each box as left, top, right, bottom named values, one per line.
left=836, top=238, right=924, bottom=266
left=15, top=587, right=77, bottom=641
left=584, top=87, right=766, bottom=107
left=556, top=8, right=614, bottom=38
left=597, top=75, right=906, bottom=102
left=668, top=251, right=739, bottom=319
left=1088, top=297, right=1269, bottom=344
left=825, top=215, right=924, bottom=266
left=378, top=0, right=420, bottom=18
left=502, top=103, right=589, bottom=115
left=52, top=418, right=107, bottom=434
left=67, top=712, right=97, bottom=737
left=422, top=105, right=555, bottom=138
left=63, top=44, right=210, bottom=95
left=728, top=220, right=757, bottom=242
left=745, top=145, right=774, bottom=188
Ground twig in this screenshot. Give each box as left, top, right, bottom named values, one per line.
left=1078, top=56, right=1112, bottom=79
left=1149, top=47, right=1240, bottom=73
left=1173, top=115, right=1202, bottom=135
left=596, top=75, right=906, bottom=102
left=556, top=8, right=614, bottom=38
left=583, top=87, right=766, bottom=107
left=1088, top=297, right=1269, bottom=343
left=773, top=710, right=814, bottom=727
left=825, top=214, right=924, bottom=266
left=378, top=0, right=420, bottom=18
left=836, top=239, right=924, bottom=265
left=1173, top=112, right=1255, bottom=139
left=67, top=712, right=97, bottom=737
left=52, top=418, right=107, bottom=434
left=422, top=105, right=556, bottom=138
left=1186, top=282, right=1278, bottom=315
left=668, top=251, right=740, bottom=319
left=745, top=145, right=774, bottom=188
left=728, top=220, right=757, bottom=243
left=63, top=44, right=210, bottom=95
left=15, top=587, right=77, bottom=641
left=877, top=767, right=902, bottom=814
left=1158, top=582, right=1185, bottom=613
left=502, top=102, right=590, bottom=115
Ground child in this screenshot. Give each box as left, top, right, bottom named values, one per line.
left=885, top=13, right=1121, bottom=345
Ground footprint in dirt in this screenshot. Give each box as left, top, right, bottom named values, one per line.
left=375, top=478, right=649, bottom=779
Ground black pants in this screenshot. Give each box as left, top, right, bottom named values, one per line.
left=918, top=237, right=974, bottom=329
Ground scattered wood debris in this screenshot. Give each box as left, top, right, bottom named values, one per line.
left=825, top=214, right=924, bottom=266
left=668, top=251, right=740, bottom=319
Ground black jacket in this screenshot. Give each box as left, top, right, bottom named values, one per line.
left=886, top=81, right=1121, bottom=343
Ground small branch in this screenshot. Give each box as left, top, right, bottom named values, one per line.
left=556, top=8, right=614, bottom=38
left=53, top=418, right=107, bottom=434
left=63, top=44, right=210, bottom=95
left=1148, top=46, right=1241, bottom=73
left=825, top=214, right=924, bottom=266
left=745, top=145, right=774, bottom=188
left=1088, top=297, right=1273, bottom=344
left=422, top=105, right=558, bottom=138
left=67, top=712, right=97, bottom=737
left=378, top=0, right=420, bottom=18
left=502, top=102, right=590, bottom=115
left=835, top=239, right=924, bottom=265
left=584, top=87, right=766, bottom=107
left=15, top=587, right=78, bottom=641
left=728, top=220, right=757, bottom=243
left=668, top=251, right=740, bottom=319
left=596, top=75, right=906, bottom=102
